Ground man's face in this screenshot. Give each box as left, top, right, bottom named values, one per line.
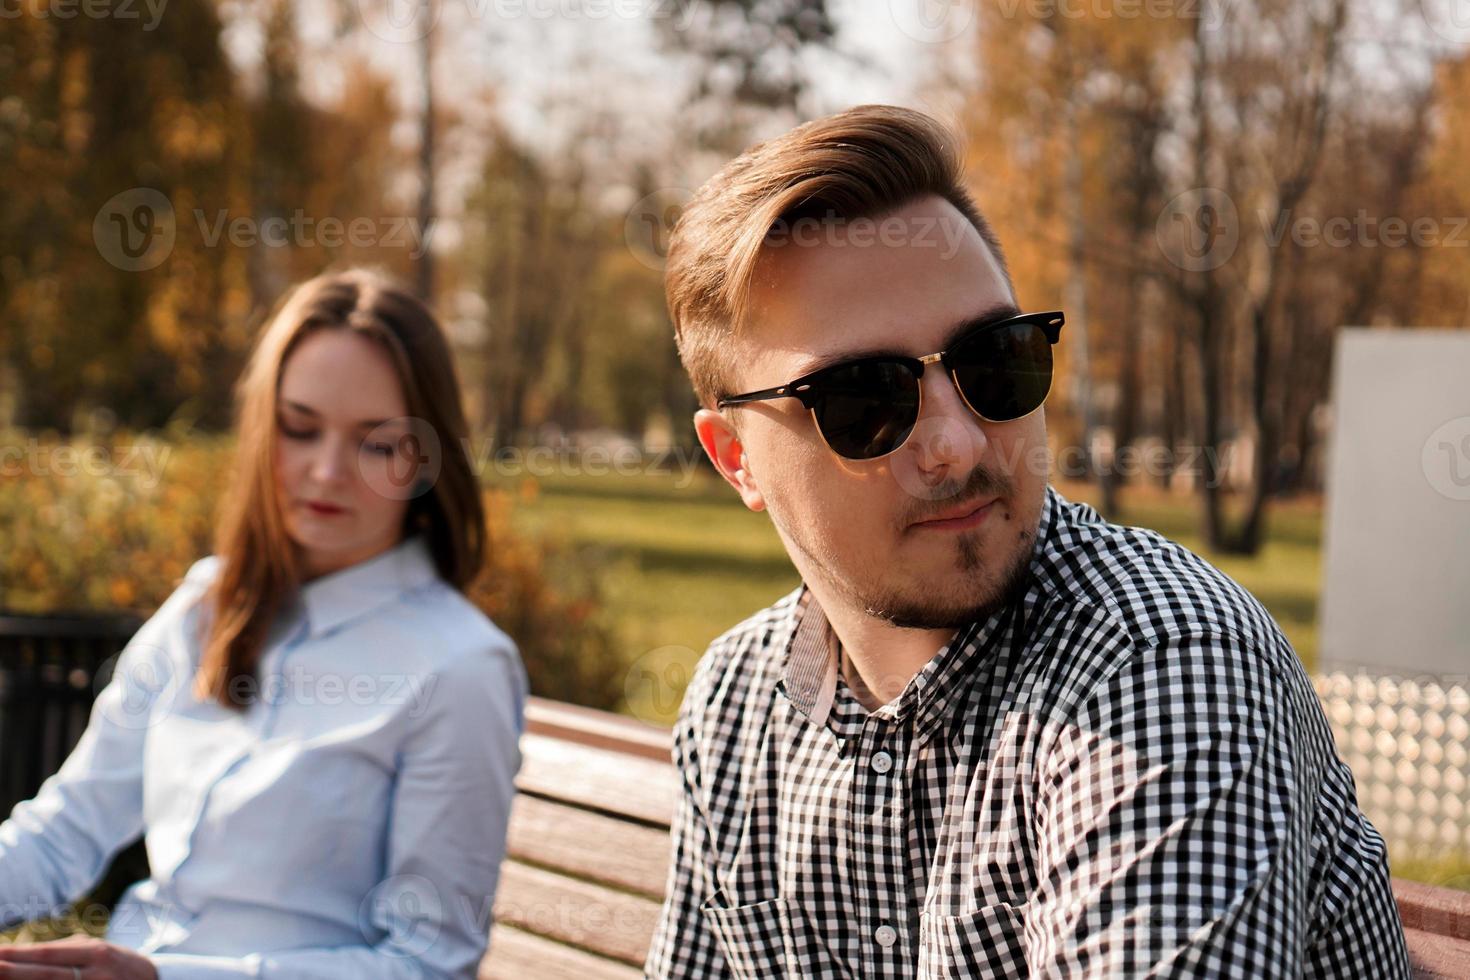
left=701, top=195, right=1049, bottom=629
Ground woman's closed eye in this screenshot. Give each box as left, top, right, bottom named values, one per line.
left=280, top=421, right=395, bottom=458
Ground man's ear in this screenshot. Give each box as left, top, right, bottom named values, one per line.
left=694, top=408, right=765, bottom=513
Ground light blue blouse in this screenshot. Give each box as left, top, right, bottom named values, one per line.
left=0, top=533, right=529, bottom=978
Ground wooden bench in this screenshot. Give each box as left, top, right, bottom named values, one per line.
left=487, top=697, right=1470, bottom=979
left=483, top=697, right=676, bottom=978
left=1397, top=879, right=1470, bottom=980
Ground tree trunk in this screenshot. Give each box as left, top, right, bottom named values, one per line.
left=415, top=23, right=436, bottom=303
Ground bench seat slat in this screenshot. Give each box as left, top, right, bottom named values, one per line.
left=482, top=924, right=641, bottom=980
left=1406, top=927, right=1470, bottom=979
left=492, top=859, right=663, bottom=966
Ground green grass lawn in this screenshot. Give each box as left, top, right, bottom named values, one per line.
left=495, top=467, right=1325, bottom=725
left=1098, top=486, right=1325, bottom=673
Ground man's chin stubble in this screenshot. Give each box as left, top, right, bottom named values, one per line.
left=866, top=525, right=1037, bottom=630
left=773, top=496, right=1038, bottom=631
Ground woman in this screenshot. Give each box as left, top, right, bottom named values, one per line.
left=0, top=269, right=528, bottom=978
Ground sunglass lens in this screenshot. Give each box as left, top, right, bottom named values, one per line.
left=811, top=361, right=920, bottom=460
left=949, top=321, right=1053, bottom=421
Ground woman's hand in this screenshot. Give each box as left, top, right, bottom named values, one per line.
left=0, top=936, right=158, bottom=979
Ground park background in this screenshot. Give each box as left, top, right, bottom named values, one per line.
left=2, top=0, right=1468, bottom=923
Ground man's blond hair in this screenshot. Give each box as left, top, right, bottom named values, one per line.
left=665, top=104, right=1010, bottom=409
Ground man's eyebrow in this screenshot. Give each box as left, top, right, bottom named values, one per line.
left=794, top=301, right=1023, bottom=376
left=937, top=301, right=1024, bottom=349
left=280, top=400, right=403, bottom=430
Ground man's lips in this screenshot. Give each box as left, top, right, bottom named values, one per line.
left=911, top=495, right=1000, bottom=531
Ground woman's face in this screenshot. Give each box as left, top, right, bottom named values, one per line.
left=274, top=329, right=417, bottom=579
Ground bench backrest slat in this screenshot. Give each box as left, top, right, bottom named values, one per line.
left=516, top=732, right=676, bottom=829
left=506, top=794, right=670, bottom=899
left=1395, top=877, right=1470, bottom=943
left=525, top=697, right=673, bottom=764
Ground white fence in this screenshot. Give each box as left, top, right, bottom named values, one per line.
left=1313, top=669, right=1469, bottom=879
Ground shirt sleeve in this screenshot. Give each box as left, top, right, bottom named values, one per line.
left=0, top=582, right=196, bottom=930
left=150, top=639, right=529, bottom=980
left=1027, top=628, right=1410, bottom=980
left=644, top=672, right=731, bottom=980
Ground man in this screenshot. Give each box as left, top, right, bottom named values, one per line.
left=644, top=104, right=1410, bottom=978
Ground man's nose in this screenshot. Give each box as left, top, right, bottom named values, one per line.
left=906, top=368, right=988, bottom=476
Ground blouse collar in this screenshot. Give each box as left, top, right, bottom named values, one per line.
left=296, top=533, right=441, bottom=640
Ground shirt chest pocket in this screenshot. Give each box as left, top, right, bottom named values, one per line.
left=700, top=895, right=854, bottom=980
left=917, top=901, right=1029, bottom=980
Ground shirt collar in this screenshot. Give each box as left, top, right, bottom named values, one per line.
left=779, top=484, right=1069, bottom=745
left=780, top=588, right=839, bottom=724
left=294, top=533, right=441, bottom=640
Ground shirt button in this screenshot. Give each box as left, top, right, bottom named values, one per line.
left=874, top=924, right=897, bottom=948
left=871, top=750, right=894, bottom=774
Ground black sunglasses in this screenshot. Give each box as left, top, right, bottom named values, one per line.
left=717, top=310, right=1064, bottom=460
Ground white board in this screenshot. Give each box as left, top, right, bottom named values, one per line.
left=1320, top=328, right=1470, bottom=677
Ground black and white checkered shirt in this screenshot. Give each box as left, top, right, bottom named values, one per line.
left=646, top=484, right=1410, bottom=978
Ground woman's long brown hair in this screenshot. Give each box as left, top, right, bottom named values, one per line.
left=194, top=268, right=487, bottom=710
